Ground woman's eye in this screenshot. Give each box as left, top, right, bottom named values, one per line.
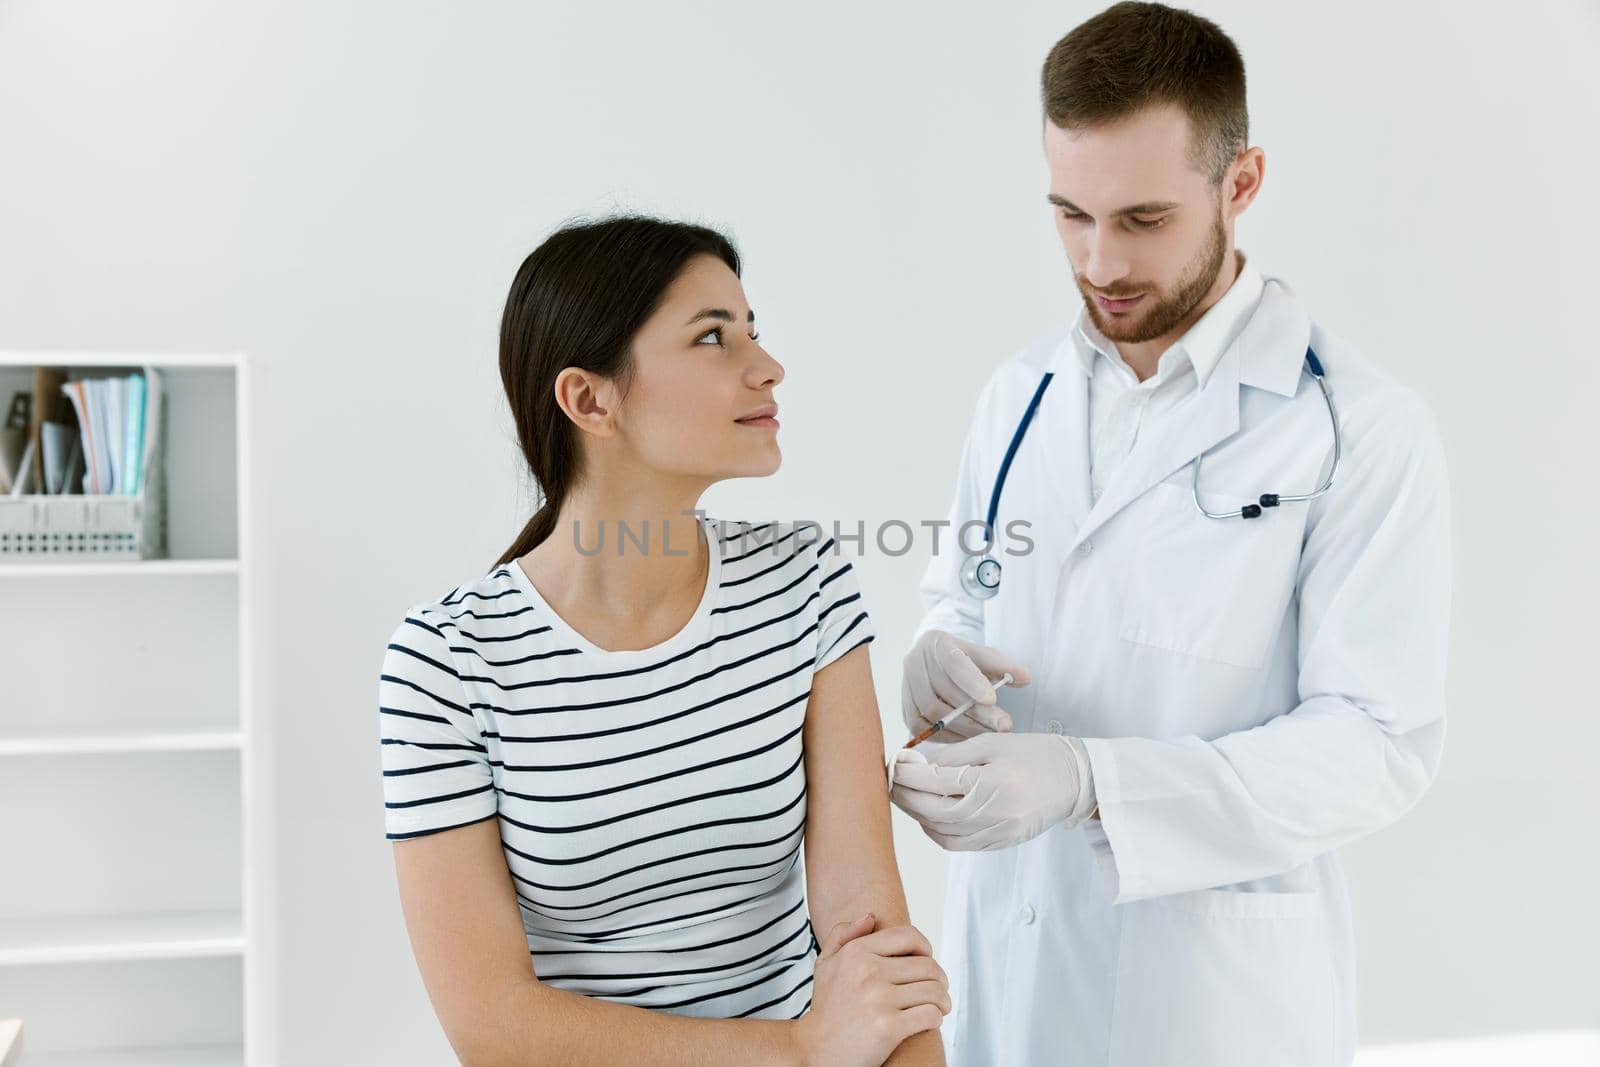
left=695, top=328, right=761, bottom=346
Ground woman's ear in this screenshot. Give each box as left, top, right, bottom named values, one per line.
left=553, top=367, right=618, bottom=439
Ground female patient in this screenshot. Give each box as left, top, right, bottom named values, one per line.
left=376, top=215, right=948, bottom=1066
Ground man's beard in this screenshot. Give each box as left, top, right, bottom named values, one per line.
left=1080, top=209, right=1229, bottom=345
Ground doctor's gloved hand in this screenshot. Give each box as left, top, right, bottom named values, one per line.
left=890, top=732, right=1097, bottom=851
left=901, top=630, right=1032, bottom=741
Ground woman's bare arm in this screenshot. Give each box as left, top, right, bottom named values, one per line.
left=392, top=817, right=804, bottom=1066
left=802, top=643, right=948, bottom=1066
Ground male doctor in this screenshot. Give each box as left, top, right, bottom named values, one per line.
left=888, top=4, right=1452, bottom=1065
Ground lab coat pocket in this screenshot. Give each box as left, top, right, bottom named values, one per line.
left=1118, top=479, right=1306, bottom=670
left=1109, top=886, right=1334, bottom=1067
left=1161, top=883, right=1320, bottom=919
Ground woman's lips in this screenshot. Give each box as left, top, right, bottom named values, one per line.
left=736, top=415, right=779, bottom=430
left=1094, top=292, right=1145, bottom=313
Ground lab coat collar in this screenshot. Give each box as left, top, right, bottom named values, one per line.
left=1069, top=251, right=1266, bottom=392
left=1055, top=271, right=1312, bottom=549
left=1234, top=272, right=1312, bottom=398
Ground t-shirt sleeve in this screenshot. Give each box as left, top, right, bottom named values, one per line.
left=377, top=607, right=498, bottom=841
left=813, top=538, right=876, bottom=672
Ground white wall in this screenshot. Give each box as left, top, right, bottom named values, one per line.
left=1, top=1, right=1594, bottom=1061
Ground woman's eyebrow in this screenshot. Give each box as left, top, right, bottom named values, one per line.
left=685, top=307, right=756, bottom=325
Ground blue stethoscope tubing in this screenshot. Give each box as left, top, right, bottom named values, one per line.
left=958, top=345, right=1340, bottom=600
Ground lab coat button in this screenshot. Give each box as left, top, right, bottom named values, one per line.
left=1045, top=719, right=1064, bottom=734
left=1020, top=904, right=1036, bottom=925
left=1076, top=541, right=1093, bottom=555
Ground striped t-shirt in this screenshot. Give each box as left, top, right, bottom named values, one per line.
left=377, top=516, right=876, bottom=1020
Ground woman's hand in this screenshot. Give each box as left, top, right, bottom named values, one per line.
left=792, top=913, right=950, bottom=1067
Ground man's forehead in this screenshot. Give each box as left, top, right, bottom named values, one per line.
left=1044, top=106, right=1195, bottom=169
left=1043, top=118, right=1205, bottom=206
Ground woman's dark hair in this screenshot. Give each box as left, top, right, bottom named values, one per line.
left=494, top=214, right=741, bottom=567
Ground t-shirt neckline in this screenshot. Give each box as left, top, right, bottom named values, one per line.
left=505, top=514, right=722, bottom=661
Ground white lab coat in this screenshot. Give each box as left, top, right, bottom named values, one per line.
left=911, top=275, right=1452, bottom=1067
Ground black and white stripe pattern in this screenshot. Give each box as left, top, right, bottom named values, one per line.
left=377, top=517, right=874, bottom=1019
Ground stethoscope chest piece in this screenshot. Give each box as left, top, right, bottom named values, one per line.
left=960, top=553, right=1003, bottom=600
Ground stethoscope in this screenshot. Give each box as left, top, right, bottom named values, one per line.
left=958, top=344, right=1342, bottom=600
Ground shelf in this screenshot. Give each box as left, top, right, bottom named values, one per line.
left=0, top=911, right=244, bottom=966
left=24, top=1044, right=241, bottom=1067
left=0, top=351, right=243, bottom=370
left=0, top=724, right=242, bottom=757
left=0, top=349, right=252, bottom=1062
left=0, top=558, right=238, bottom=577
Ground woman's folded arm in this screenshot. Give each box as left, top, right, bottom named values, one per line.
left=391, top=817, right=803, bottom=1067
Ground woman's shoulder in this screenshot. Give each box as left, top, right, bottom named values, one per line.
left=705, top=517, right=875, bottom=671
left=384, top=561, right=535, bottom=663
left=710, top=516, right=839, bottom=572
left=404, top=561, right=523, bottom=621
left=710, top=516, right=867, bottom=615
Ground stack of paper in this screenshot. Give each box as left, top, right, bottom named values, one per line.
left=56, top=374, right=149, bottom=496
left=0, top=369, right=155, bottom=497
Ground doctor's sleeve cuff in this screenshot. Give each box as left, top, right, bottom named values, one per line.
left=1063, top=734, right=1098, bottom=824
left=1078, top=736, right=1140, bottom=903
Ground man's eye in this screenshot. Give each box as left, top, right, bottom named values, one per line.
left=1058, top=209, right=1168, bottom=230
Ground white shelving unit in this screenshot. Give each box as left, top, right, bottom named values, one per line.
left=0, top=352, right=257, bottom=1065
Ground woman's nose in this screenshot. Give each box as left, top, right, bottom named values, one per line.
left=749, top=346, right=784, bottom=387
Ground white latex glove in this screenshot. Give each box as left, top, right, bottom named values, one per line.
left=889, top=731, right=1097, bottom=851
left=885, top=747, right=928, bottom=793
left=901, top=630, right=1032, bottom=741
